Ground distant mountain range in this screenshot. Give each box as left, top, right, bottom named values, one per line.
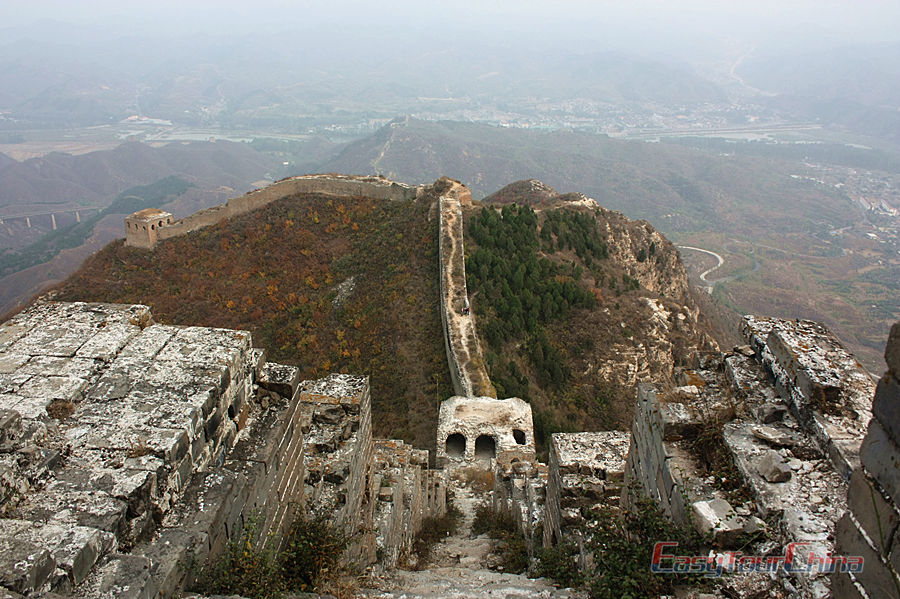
left=0, top=151, right=14, bottom=171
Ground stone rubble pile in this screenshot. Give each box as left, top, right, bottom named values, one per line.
left=623, top=316, right=878, bottom=599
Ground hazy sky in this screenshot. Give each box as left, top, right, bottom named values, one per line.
left=2, top=0, right=898, bottom=51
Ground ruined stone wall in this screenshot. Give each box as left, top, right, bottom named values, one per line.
left=544, top=432, right=629, bottom=552
left=127, top=174, right=419, bottom=248
left=0, top=303, right=447, bottom=598
left=0, top=302, right=308, bottom=596
left=742, top=316, right=873, bottom=479
left=493, top=459, right=547, bottom=552
left=832, top=321, right=900, bottom=599
left=622, top=385, right=692, bottom=526
left=436, top=182, right=495, bottom=398
left=374, top=439, right=447, bottom=568
left=623, top=317, right=876, bottom=598
left=297, top=373, right=376, bottom=565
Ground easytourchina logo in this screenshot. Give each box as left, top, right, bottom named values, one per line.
left=651, top=541, right=864, bottom=578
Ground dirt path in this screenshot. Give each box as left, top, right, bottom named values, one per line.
left=359, top=482, right=583, bottom=599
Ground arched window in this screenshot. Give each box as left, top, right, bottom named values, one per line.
left=445, top=433, right=466, bottom=457
left=513, top=429, right=527, bottom=445
left=475, top=434, right=496, bottom=459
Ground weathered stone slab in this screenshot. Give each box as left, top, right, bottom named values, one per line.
left=756, top=402, right=788, bottom=424
left=0, top=408, right=23, bottom=448
left=0, top=519, right=115, bottom=591
left=136, top=528, right=208, bottom=598
left=0, top=373, right=31, bottom=394
left=692, top=498, right=743, bottom=546
left=847, top=468, right=900, bottom=554
left=0, top=353, right=29, bottom=374
left=259, top=362, right=300, bottom=398
left=117, top=325, right=177, bottom=361
left=16, top=356, right=100, bottom=379
left=71, top=553, right=153, bottom=599
left=659, top=402, right=700, bottom=441
left=76, top=322, right=140, bottom=362
left=8, top=395, right=50, bottom=419
left=751, top=424, right=799, bottom=448
left=758, top=450, right=792, bottom=483
left=0, top=520, right=57, bottom=594
left=834, top=512, right=900, bottom=599
left=18, top=375, right=89, bottom=403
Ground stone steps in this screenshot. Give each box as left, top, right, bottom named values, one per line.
left=360, top=567, right=583, bottom=599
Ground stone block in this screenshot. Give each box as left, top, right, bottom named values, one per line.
left=847, top=468, right=899, bottom=554
left=136, top=528, right=207, bottom=598
left=757, top=450, right=792, bottom=483
left=887, top=322, right=900, bottom=377
left=861, top=419, right=900, bottom=503
left=0, top=353, right=29, bottom=374
left=659, top=402, right=699, bottom=441
left=756, top=402, right=787, bottom=424
left=0, top=408, right=23, bottom=449
left=259, top=362, right=300, bottom=398
left=692, top=498, right=743, bottom=546
left=873, top=374, right=900, bottom=448
left=831, top=570, right=869, bottom=599
left=751, top=424, right=798, bottom=448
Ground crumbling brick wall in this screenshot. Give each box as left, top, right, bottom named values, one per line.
left=126, top=174, right=420, bottom=249
left=832, top=321, right=900, bottom=598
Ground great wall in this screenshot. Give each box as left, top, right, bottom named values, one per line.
left=1, top=173, right=899, bottom=598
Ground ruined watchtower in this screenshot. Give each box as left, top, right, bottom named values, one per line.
left=125, top=208, right=174, bottom=249
left=436, top=396, right=536, bottom=466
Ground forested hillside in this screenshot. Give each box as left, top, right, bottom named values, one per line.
left=55, top=191, right=453, bottom=450
left=464, top=195, right=717, bottom=449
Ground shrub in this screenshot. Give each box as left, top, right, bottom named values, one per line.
left=536, top=541, right=582, bottom=588
left=411, top=503, right=463, bottom=565
left=193, top=518, right=284, bottom=599
left=280, top=513, right=352, bottom=591
left=586, top=497, right=707, bottom=599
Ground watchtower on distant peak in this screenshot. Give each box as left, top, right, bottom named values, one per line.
left=125, top=208, right=174, bottom=249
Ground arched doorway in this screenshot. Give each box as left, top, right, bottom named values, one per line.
left=474, top=434, right=496, bottom=459
left=445, top=433, right=466, bottom=457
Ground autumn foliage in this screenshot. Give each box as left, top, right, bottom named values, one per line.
left=57, top=192, right=453, bottom=449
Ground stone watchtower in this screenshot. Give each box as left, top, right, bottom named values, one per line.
left=125, top=208, right=174, bottom=249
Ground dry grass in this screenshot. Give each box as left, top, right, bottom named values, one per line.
left=47, top=399, right=75, bottom=420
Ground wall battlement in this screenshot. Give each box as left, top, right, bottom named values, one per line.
left=124, top=174, right=420, bottom=249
